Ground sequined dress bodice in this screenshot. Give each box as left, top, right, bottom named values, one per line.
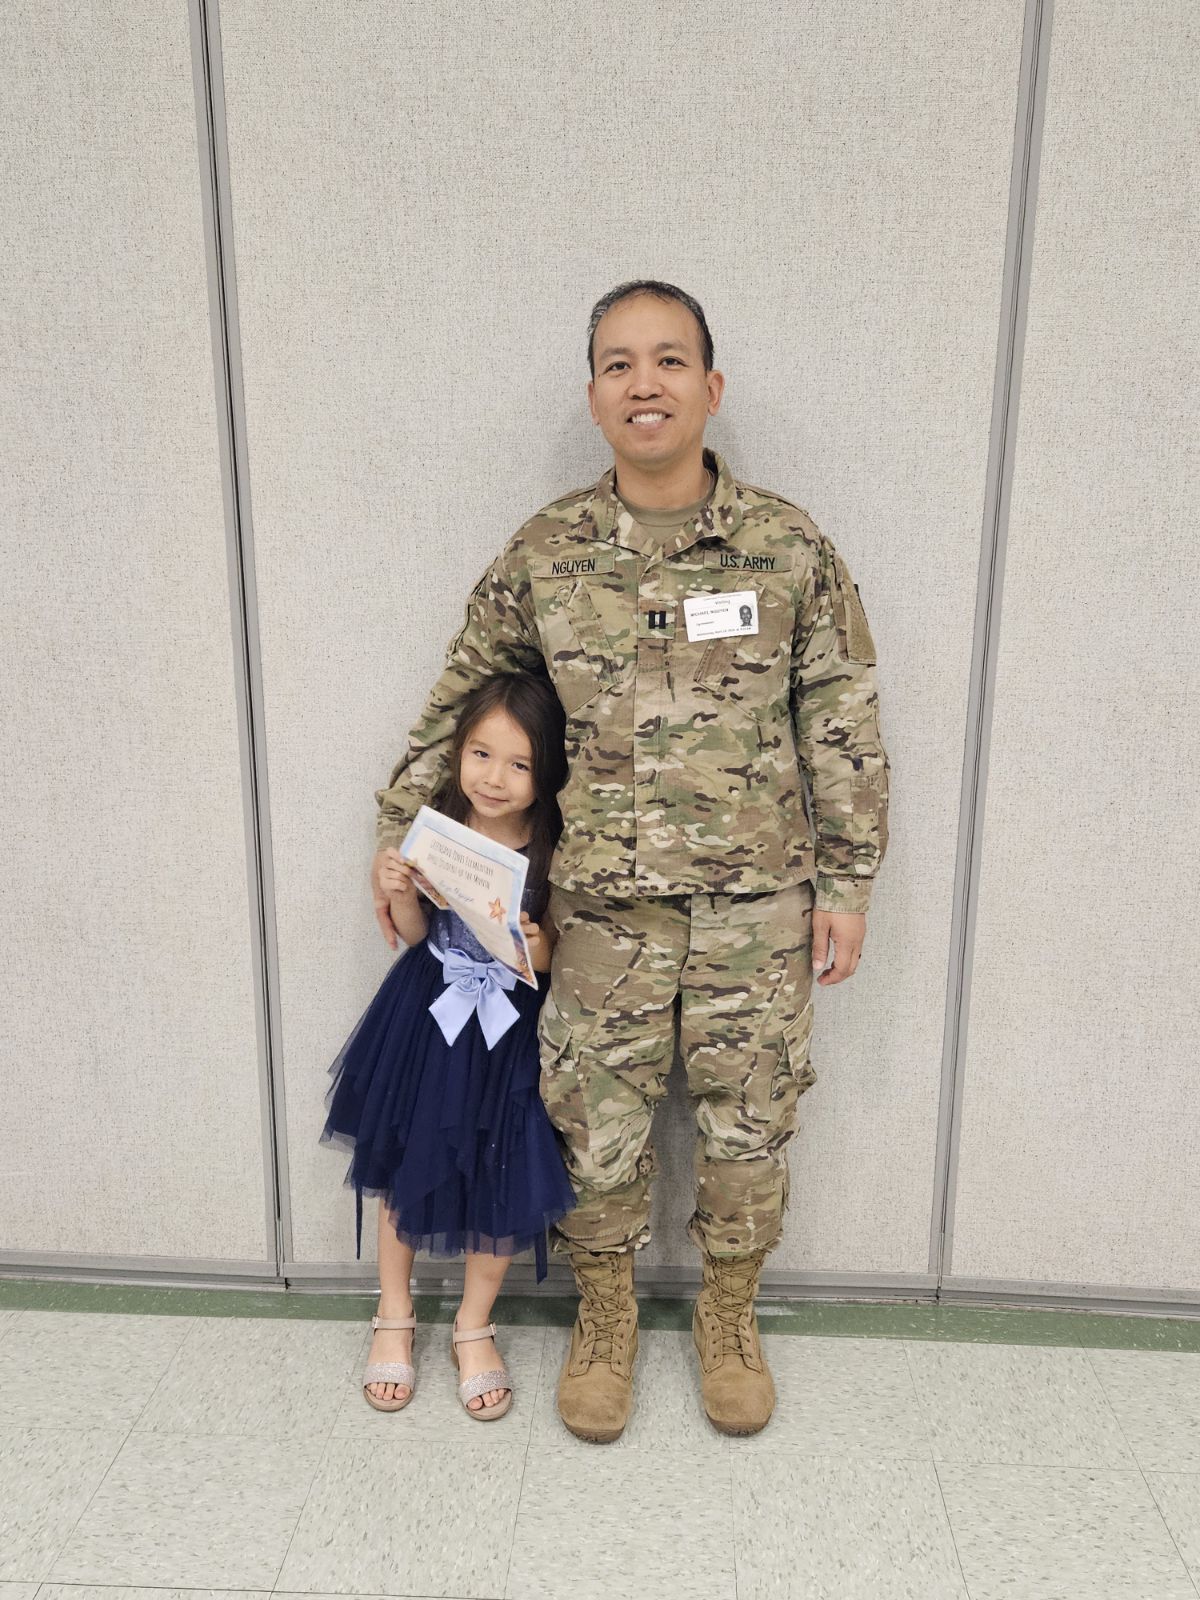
left=426, top=846, right=539, bottom=966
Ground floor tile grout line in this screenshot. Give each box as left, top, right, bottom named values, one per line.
left=931, top=1459, right=1175, bottom=1475
left=726, top=1429, right=740, bottom=1600
left=137, top=1313, right=365, bottom=1445
left=1081, top=1342, right=1166, bottom=1474
left=1142, top=1473, right=1200, bottom=1600
left=1084, top=1346, right=1200, bottom=1598
left=930, top=1458, right=975, bottom=1600
left=315, top=1314, right=368, bottom=1447
left=265, top=1426, right=335, bottom=1594
left=257, top=1316, right=380, bottom=1592
left=123, top=1313, right=202, bottom=1439
left=902, top=1336, right=1165, bottom=1474
left=32, top=1586, right=272, bottom=1594
left=902, top=1342, right=973, bottom=1597
left=503, top=1321, right=548, bottom=1598
left=897, top=1339, right=941, bottom=1458
left=13, top=1315, right=194, bottom=1583
left=35, top=1420, right=135, bottom=1584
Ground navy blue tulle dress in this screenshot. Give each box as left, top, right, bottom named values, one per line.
left=322, top=864, right=575, bottom=1280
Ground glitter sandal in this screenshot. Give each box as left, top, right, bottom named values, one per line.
left=362, top=1311, right=417, bottom=1412
left=451, top=1322, right=513, bottom=1421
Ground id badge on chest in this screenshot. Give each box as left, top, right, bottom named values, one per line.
left=683, top=589, right=759, bottom=642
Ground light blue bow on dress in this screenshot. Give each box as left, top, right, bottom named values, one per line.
left=426, top=942, right=520, bottom=1048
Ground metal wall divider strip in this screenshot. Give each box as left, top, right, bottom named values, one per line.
left=188, top=0, right=293, bottom=1279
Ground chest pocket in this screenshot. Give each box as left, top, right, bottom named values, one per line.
left=535, top=579, right=616, bottom=715
left=687, top=586, right=792, bottom=720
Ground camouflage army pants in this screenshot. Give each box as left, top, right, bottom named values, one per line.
left=538, top=882, right=815, bottom=1259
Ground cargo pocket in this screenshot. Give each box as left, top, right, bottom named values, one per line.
left=744, top=999, right=816, bottom=1136
left=537, top=990, right=587, bottom=1149
left=782, top=999, right=817, bottom=1096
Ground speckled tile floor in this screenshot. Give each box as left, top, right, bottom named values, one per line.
left=1, top=1294, right=1199, bottom=1598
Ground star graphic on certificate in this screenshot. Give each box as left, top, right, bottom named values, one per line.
left=488, top=897, right=505, bottom=922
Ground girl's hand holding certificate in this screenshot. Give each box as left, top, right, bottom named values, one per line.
left=519, top=912, right=550, bottom=974
left=379, top=849, right=438, bottom=904
left=378, top=849, right=416, bottom=900
left=377, top=848, right=435, bottom=950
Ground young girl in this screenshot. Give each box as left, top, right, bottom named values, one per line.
left=322, top=673, right=575, bottom=1419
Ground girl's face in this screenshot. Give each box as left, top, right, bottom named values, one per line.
left=459, top=707, right=536, bottom=822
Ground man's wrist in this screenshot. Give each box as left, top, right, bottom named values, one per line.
left=375, top=822, right=411, bottom=856
left=815, top=876, right=873, bottom=916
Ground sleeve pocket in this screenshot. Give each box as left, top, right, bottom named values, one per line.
left=830, top=555, right=877, bottom=665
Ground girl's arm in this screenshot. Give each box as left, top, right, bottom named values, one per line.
left=378, top=850, right=429, bottom=947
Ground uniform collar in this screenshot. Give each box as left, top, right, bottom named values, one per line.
left=589, top=449, right=744, bottom=559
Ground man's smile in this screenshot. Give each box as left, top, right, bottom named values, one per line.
left=628, top=409, right=670, bottom=428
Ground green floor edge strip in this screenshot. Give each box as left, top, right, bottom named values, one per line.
left=2, top=1277, right=1198, bottom=1351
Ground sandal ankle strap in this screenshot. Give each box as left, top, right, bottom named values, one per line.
left=372, top=1314, right=417, bottom=1331
left=452, top=1322, right=496, bottom=1345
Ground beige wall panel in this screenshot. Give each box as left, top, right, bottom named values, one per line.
left=219, top=0, right=1023, bottom=1272
left=951, top=2, right=1200, bottom=1292
left=0, top=8, right=269, bottom=1261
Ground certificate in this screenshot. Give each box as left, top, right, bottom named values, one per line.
left=399, top=806, right=537, bottom=987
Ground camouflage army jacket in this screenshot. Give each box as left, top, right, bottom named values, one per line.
left=377, top=452, right=889, bottom=914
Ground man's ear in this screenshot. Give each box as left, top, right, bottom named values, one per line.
left=587, top=379, right=599, bottom=424
left=707, top=368, right=725, bottom=416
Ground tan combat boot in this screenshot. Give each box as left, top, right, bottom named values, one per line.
left=693, top=1249, right=775, bottom=1435
left=557, top=1248, right=638, bottom=1443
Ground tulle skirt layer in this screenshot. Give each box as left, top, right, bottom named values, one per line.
left=321, top=940, right=574, bottom=1279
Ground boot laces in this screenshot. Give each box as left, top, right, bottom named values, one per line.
left=710, top=1258, right=760, bottom=1355
left=579, top=1256, right=629, bottom=1364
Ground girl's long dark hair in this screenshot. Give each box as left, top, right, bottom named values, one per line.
left=430, top=673, right=567, bottom=919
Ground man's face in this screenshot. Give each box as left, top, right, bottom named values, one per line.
left=588, top=294, right=724, bottom=477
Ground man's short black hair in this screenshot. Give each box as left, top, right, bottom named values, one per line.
left=587, top=280, right=714, bottom=375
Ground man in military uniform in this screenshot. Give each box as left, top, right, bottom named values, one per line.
left=372, top=281, right=889, bottom=1440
